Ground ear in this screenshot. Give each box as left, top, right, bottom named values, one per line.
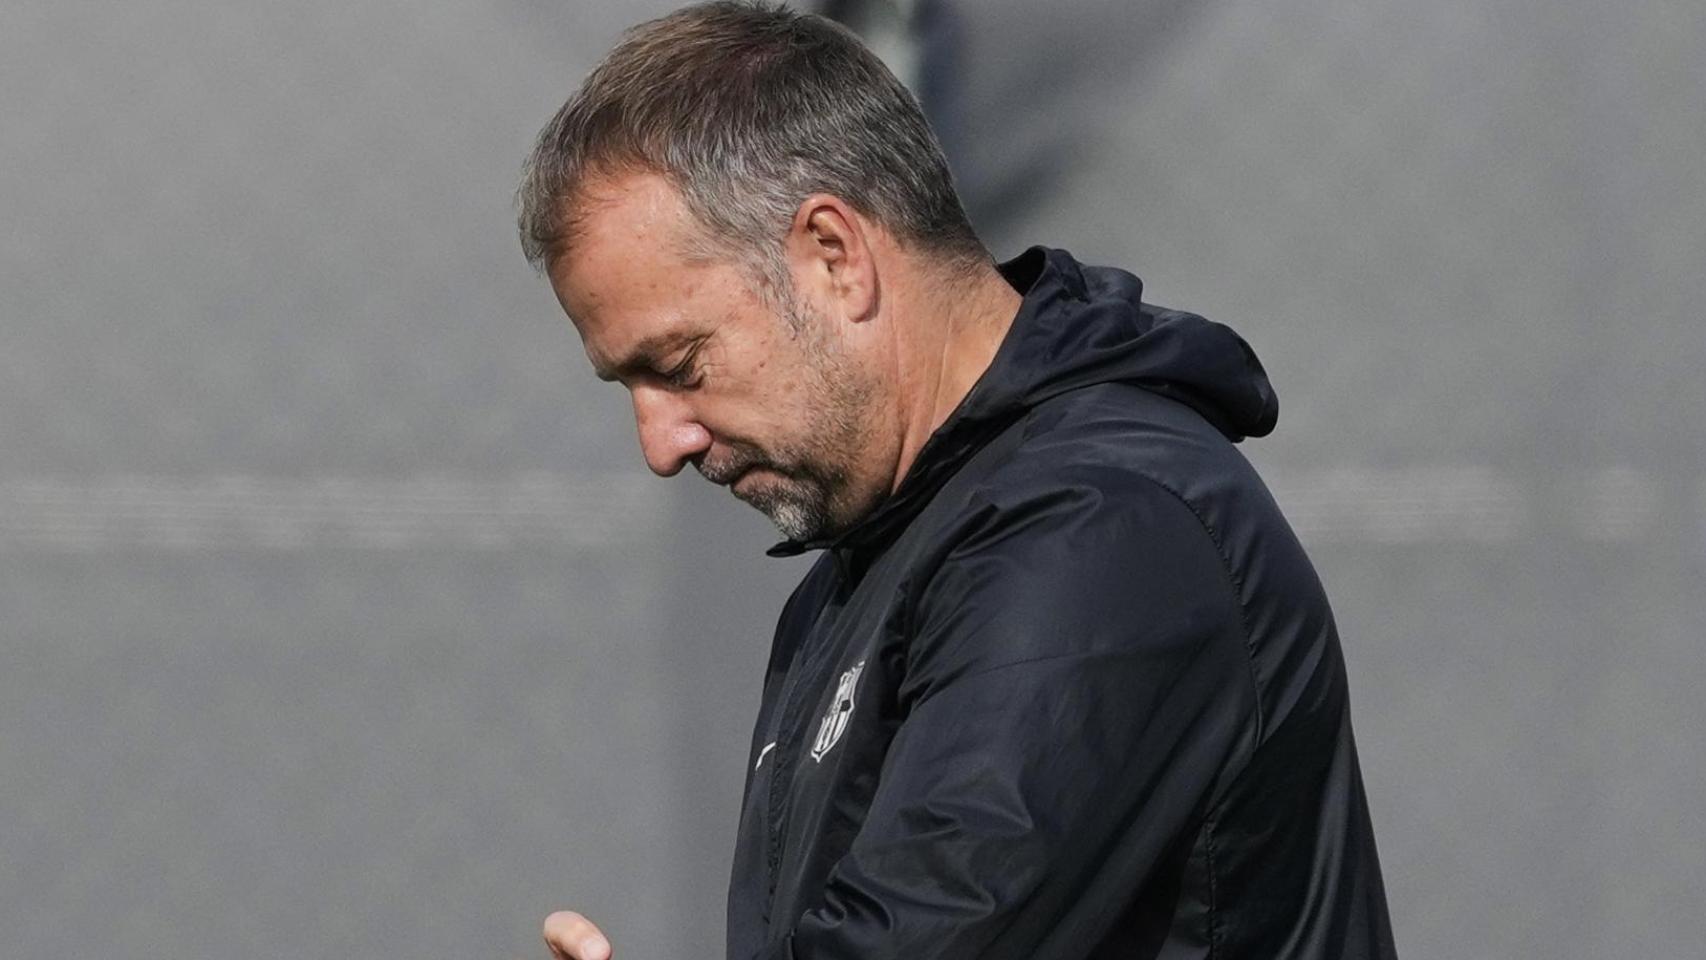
left=783, top=194, right=878, bottom=324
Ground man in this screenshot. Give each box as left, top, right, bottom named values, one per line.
left=519, top=3, right=1395, bottom=958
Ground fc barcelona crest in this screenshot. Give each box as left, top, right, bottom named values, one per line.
left=810, top=660, right=866, bottom=763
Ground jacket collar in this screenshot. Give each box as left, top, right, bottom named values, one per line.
left=766, top=245, right=1278, bottom=563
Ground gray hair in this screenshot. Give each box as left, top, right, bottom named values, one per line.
left=515, top=1, right=987, bottom=287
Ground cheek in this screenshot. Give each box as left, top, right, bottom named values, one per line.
left=714, top=337, right=788, bottom=398
left=711, top=321, right=823, bottom=423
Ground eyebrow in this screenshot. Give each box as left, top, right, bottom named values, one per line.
left=592, top=330, right=699, bottom=383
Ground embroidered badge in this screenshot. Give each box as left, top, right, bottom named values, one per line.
left=809, top=660, right=866, bottom=763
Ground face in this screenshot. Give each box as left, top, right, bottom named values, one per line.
left=548, top=172, right=885, bottom=541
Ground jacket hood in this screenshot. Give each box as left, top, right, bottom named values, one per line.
left=770, top=246, right=1278, bottom=558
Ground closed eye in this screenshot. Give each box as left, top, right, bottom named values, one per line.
left=661, top=341, right=705, bottom=389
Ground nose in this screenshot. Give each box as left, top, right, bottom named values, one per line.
left=630, top=384, right=712, bottom=477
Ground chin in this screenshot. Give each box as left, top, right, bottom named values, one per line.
left=763, top=505, right=819, bottom=542
left=731, top=465, right=867, bottom=542
left=738, top=479, right=830, bottom=541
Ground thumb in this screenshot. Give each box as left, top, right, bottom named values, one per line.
left=543, top=910, right=612, bottom=960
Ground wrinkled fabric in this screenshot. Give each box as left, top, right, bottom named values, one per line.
left=726, top=248, right=1396, bottom=960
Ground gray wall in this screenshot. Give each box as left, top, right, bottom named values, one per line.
left=1, top=0, right=1700, bottom=957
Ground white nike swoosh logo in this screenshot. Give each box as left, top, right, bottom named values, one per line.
left=753, top=741, right=777, bottom=771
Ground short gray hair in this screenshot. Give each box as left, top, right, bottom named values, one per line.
left=515, top=1, right=987, bottom=283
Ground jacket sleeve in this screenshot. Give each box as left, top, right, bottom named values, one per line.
left=763, top=476, right=1261, bottom=960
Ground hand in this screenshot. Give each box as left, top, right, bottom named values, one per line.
left=543, top=910, right=612, bottom=960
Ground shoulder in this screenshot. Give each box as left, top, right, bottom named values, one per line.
left=932, top=384, right=1269, bottom=565
left=897, top=383, right=1296, bottom=676
left=1002, top=383, right=1262, bottom=502
left=904, top=402, right=1257, bottom=685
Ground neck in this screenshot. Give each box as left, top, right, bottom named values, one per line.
left=887, top=257, right=1023, bottom=493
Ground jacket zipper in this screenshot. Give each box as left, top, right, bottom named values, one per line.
left=761, top=558, right=857, bottom=918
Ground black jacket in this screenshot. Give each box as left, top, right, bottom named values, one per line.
left=726, top=248, right=1395, bottom=960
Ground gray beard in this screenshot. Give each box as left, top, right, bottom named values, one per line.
left=738, top=471, right=839, bottom=542
left=696, top=415, right=861, bottom=542
left=694, top=295, right=876, bottom=541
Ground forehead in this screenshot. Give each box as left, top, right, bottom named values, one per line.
left=546, top=172, right=729, bottom=376
left=550, top=172, right=696, bottom=319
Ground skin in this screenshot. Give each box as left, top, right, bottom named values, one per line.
left=541, top=170, right=1022, bottom=959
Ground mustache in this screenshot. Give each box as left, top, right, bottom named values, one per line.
left=693, top=443, right=775, bottom=486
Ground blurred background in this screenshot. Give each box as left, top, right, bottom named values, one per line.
left=2, top=0, right=1701, bottom=956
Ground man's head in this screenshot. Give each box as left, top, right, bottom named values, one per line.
left=517, top=1, right=988, bottom=540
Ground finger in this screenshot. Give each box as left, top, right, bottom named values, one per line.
left=544, top=912, right=607, bottom=960
left=543, top=910, right=611, bottom=960
left=543, top=911, right=608, bottom=960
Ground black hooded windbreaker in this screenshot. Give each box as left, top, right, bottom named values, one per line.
left=725, top=248, right=1396, bottom=960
